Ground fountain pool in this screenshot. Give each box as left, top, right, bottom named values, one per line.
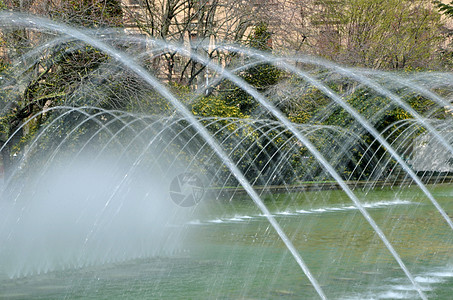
left=0, top=13, right=453, bottom=299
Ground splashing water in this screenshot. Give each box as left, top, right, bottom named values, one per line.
left=0, top=12, right=453, bottom=299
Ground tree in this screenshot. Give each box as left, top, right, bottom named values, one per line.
left=433, top=0, right=453, bottom=68
left=0, top=0, right=125, bottom=177
left=296, top=0, right=445, bottom=69
left=433, top=0, right=453, bottom=18
left=122, top=0, right=270, bottom=85
left=220, top=22, right=281, bottom=116
left=47, top=0, right=124, bottom=27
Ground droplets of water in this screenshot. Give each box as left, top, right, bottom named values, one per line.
left=340, top=267, right=453, bottom=300
left=188, top=199, right=415, bottom=225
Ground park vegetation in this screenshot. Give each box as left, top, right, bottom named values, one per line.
left=1, top=0, right=453, bottom=184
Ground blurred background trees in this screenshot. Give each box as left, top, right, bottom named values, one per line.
left=294, top=0, right=445, bottom=69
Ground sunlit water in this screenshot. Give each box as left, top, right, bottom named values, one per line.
left=1, top=185, right=452, bottom=299
left=1, top=13, right=453, bottom=299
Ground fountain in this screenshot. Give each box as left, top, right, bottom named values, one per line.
left=0, top=12, right=453, bottom=299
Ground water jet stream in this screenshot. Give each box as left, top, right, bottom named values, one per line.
left=216, top=45, right=453, bottom=232
left=0, top=13, right=327, bottom=299
left=141, top=41, right=429, bottom=298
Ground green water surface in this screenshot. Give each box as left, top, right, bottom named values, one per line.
left=1, top=185, right=453, bottom=299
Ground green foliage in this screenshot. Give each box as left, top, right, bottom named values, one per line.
left=26, top=45, right=107, bottom=103
left=434, top=1, right=453, bottom=18
left=124, top=82, right=189, bottom=115
left=221, top=22, right=281, bottom=116
left=191, top=93, right=254, bottom=142
left=433, top=1, right=453, bottom=68
left=1, top=1, right=449, bottom=184
left=192, top=96, right=245, bottom=119
left=323, top=89, right=390, bottom=127
left=270, top=77, right=333, bottom=124
left=0, top=40, right=115, bottom=169
left=248, top=22, right=272, bottom=51
left=0, top=110, right=15, bottom=138
left=323, top=87, right=438, bottom=128
left=313, top=0, right=444, bottom=69
left=50, top=0, right=123, bottom=27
